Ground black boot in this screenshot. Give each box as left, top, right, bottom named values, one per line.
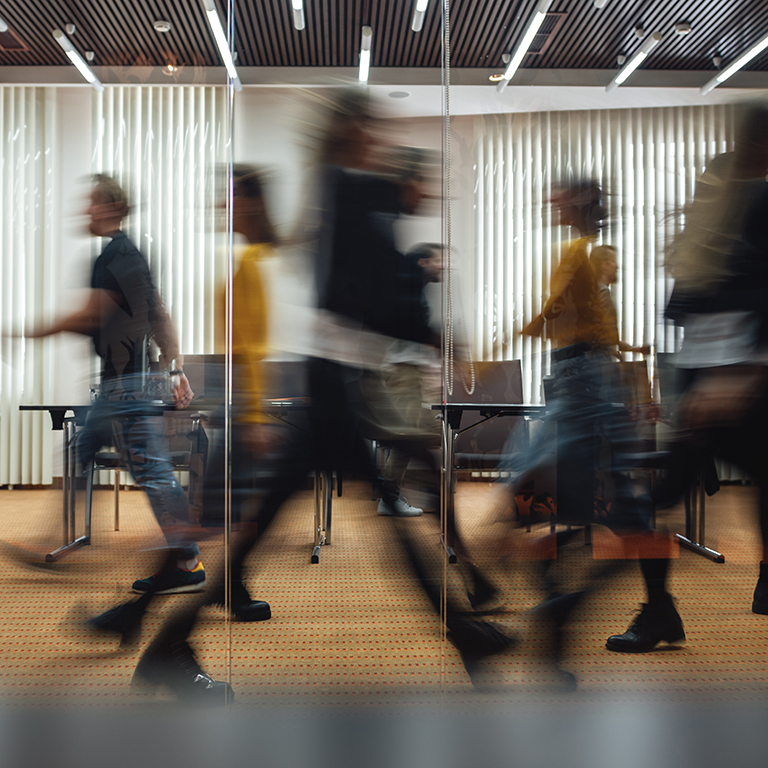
left=211, top=583, right=271, bottom=622
left=606, top=592, right=685, bottom=652
left=89, top=596, right=150, bottom=647
left=532, top=591, right=583, bottom=691
left=752, top=563, right=768, bottom=615
left=466, top=567, right=500, bottom=612
left=447, top=618, right=516, bottom=687
left=133, top=640, right=233, bottom=705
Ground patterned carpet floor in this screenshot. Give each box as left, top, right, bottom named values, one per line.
left=0, top=480, right=766, bottom=710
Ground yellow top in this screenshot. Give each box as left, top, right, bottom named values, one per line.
left=220, top=243, right=271, bottom=424
left=525, top=237, right=615, bottom=349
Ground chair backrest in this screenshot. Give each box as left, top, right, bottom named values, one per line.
left=453, top=361, right=524, bottom=460
left=448, top=360, right=523, bottom=405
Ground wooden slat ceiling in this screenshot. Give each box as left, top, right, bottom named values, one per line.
left=1, top=0, right=767, bottom=75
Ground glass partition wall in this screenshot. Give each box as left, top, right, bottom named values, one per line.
left=447, top=89, right=742, bottom=696
left=0, top=1, right=236, bottom=706
left=0, top=0, right=453, bottom=707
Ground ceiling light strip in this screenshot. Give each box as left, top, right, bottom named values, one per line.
left=201, top=0, right=242, bottom=91
left=412, top=0, right=429, bottom=33
left=701, top=31, right=768, bottom=95
left=52, top=29, right=103, bottom=91
left=496, top=0, right=554, bottom=94
left=291, top=0, right=305, bottom=31
left=359, top=26, right=372, bottom=82
left=605, top=31, right=662, bottom=93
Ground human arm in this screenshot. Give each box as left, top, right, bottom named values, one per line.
left=618, top=341, right=651, bottom=355
left=25, top=289, right=118, bottom=338
left=149, top=290, right=193, bottom=408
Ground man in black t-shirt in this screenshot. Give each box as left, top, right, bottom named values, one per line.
left=25, top=175, right=232, bottom=700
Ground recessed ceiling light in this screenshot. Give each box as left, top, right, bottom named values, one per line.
left=488, top=73, right=505, bottom=82
left=153, top=20, right=172, bottom=33
left=675, top=22, right=692, bottom=35
left=388, top=90, right=411, bottom=98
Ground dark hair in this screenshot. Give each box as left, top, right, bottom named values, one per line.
left=232, top=165, right=267, bottom=200
left=318, top=88, right=372, bottom=164
left=552, top=180, right=606, bottom=235
left=231, top=164, right=276, bottom=245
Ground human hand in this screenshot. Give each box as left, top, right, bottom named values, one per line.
left=172, top=373, right=194, bottom=409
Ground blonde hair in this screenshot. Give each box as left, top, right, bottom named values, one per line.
left=92, top=174, right=131, bottom=219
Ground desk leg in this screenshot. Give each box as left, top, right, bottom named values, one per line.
left=325, top=471, right=333, bottom=546
left=311, top=470, right=327, bottom=563
left=676, top=468, right=724, bottom=563
left=61, top=418, right=71, bottom=547
left=440, top=410, right=458, bottom=564
left=46, top=420, right=89, bottom=562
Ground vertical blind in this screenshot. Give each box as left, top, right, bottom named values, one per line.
left=91, top=86, right=227, bottom=487
left=92, top=86, right=228, bottom=358
left=0, top=87, right=56, bottom=486
left=472, top=105, right=736, bottom=404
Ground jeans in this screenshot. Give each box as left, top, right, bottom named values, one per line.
left=76, top=394, right=198, bottom=559
left=501, top=346, right=654, bottom=533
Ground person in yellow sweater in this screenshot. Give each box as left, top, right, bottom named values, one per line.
left=229, top=166, right=277, bottom=454
left=131, top=166, right=277, bottom=703
left=510, top=181, right=683, bottom=680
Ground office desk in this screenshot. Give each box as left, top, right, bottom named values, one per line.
left=20, top=403, right=182, bottom=561
left=431, top=403, right=545, bottom=562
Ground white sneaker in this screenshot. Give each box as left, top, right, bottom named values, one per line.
left=377, top=497, right=423, bottom=517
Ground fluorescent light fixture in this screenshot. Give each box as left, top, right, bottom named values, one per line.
left=52, top=29, right=104, bottom=91
left=412, top=0, right=429, bottom=33
left=291, top=0, right=305, bottom=31
left=201, top=0, right=242, bottom=91
left=359, top=26, right=372, bottom=83
left=593, top=0, right=609, bottom=7
left=0, top=16, right=8, bottom=33
left=496, top=0, right=553, bottom=94
left=605, top=31, right=662, bottom=93
left=701, top=31, right=768, bottom=95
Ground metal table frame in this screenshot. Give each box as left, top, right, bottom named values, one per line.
left=676, top=466, right=724, bottom=563
left=266, top=399, right=336, bottom=563
left=19, top=405, right=91, bottom=561
left=432, top=403, right=545, bottom=563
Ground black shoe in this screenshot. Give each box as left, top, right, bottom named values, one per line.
left=606, top=593, right=685, bottom=652
left=467, top=568, right=500, bottom=612
left=447, top=618, right=516, bottom=686
left=233, top=600, right=271, bottom=622
left=89, top=598, right=148, bottom=647
left=132, top=562, right=207, bottom=595
left=133, top=640, right=233, bottom=705
left=211, top=585, right=272, bottom=622
left=752, top=563, right=768, bottom=614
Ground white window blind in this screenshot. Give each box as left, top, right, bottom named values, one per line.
left=92, top=86, right=228, bottom=357
left=0, top=87, right=56, bottom=486
left=472, top=105, right=736, bottom=404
